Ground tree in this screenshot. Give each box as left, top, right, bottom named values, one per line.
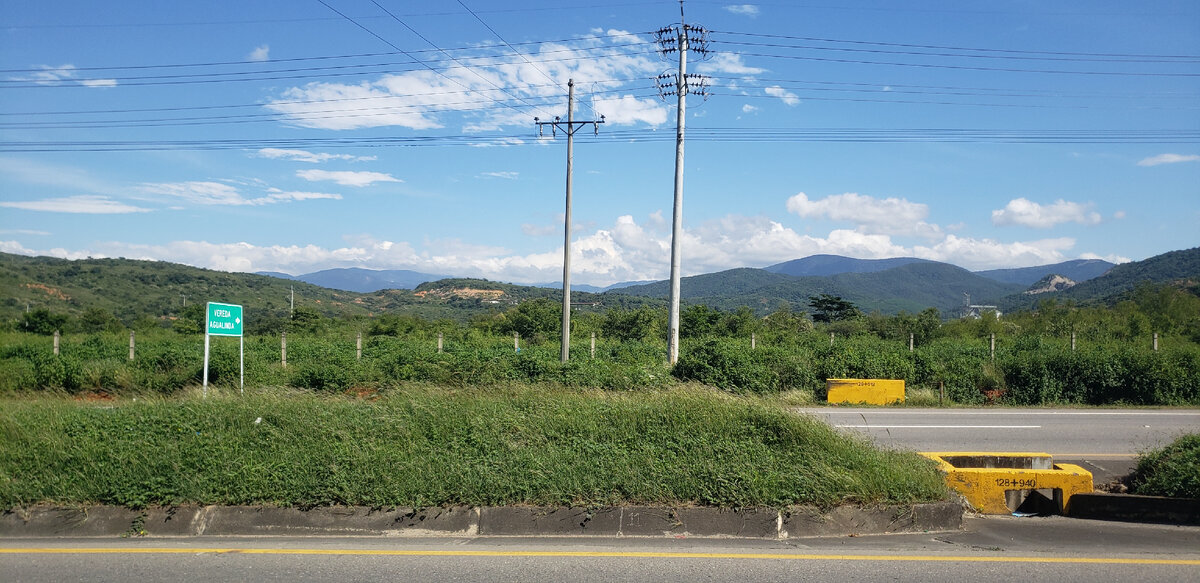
left=680, top=304, right=721, bottom=338
left=602, top=307, right=658, bottom=342
left=808, top=294, right=861, bottom=323
left=20, top=309, right=70, bottom=335
left=79, top=307, right=122, bottom=333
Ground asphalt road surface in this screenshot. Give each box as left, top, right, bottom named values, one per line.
left=2, top=517, right=1197, bottom=582
left=796, top=407, right=1200, bottom=481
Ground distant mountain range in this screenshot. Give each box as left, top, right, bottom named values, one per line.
left=263, top=256, right=1116, bottom=296
left=608, top=262, right=1026, bottom=315
left=4, top=248, right=1195, bottom=324
left=258, top=267, right=447, bottom=293
left=975, top=259, right=1114, bottom=286
left=765, top=255, right=932, bottom=277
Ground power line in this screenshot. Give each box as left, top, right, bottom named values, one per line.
left=726, top=50, right=1200, bottom=78
left=708, top=30, right=1200, bottom=62
left=4, top=127, right=1196, bottom=153
left=363, top=0, right=554, bottom=119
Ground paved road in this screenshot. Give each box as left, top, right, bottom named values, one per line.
left=2, top=517, right=1197, bottom=582
left=796, top=407, right=1200, bottom=481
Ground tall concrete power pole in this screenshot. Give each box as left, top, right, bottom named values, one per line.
left=656, top=3, right=709, bottom=365
left=536, top=79, right=604, bottom=362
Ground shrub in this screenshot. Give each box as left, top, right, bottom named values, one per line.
left=1129, top=434, right=1200, bottom=499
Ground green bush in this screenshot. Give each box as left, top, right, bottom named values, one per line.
left=1129, top=434, right=1200, bottom=499
left=673, top=339, right=777, bottom=394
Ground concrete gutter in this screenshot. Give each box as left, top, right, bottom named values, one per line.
left=1067, top=493, right=1200, bottom=526
left=0, top=503, right=963, bottom=539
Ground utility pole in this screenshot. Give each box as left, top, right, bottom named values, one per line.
left=656, top=2, right=709, bottom=365
left=536, top=79, right=604, bottom=362
left=290, top=285, right=294, bottom=319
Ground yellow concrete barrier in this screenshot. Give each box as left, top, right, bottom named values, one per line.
left=826, top=378, right=905, bottom=405
left=920, top=452, right=1093, bottom=515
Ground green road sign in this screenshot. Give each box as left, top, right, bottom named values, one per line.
left=206, top=302, right=243, bottom=337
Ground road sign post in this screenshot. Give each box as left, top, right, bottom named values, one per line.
left=204, top=302, right=244, bottom=397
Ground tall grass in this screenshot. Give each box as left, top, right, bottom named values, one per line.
left=0, top=386, right=947, bottom=509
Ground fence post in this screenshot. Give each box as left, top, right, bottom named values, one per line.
left=438, top=332, right=444, bottom=353
left=939, top=381, right=944, bottom=407
left=590, top=332, right=596, bottom=359
left=909, top=333, right=914, bottom=353
left=281, top=330, right=287, bottom=369
left=129, top=330, right=136, bottom=360
left=514, top=332, right=520, bottom=352
left=53, top=330, right=60, bottom=356
left=990, top=333, right=995, bottom=361
left=1153, top=332, right=1158, bottom=351
left=356, top=331, right=363, bottom=361
left=751, top=333, right=756, bottom=350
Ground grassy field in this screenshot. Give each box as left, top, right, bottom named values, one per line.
left=0, top=385, right=948, bottom=509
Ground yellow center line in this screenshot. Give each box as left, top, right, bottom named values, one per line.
left=1, top=548, right=1197, bottom=565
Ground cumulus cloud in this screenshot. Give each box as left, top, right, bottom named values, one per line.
left=139, top=181, right=341, bottom=205
left=265, top=33, right=666, bottom=131
left=912, top=235, right=1076, bottom=269
left=1137, top=153, right=1200, bottom=166
left=8, top=208, right=1104, bottom=284
left=724, top=4, right=760, bottom=16
left=991, top=198, right=1102, bottom=228
left=786, top=192, right=942, bottom=239
left=742, top=104, right=759, bottom=114
left=295, top=169, right=401, bottom=187
left=255, top=148, right=375, bottom=163
left=247, top=45, right=270, bottom=62
left=591, top=94, right=668, bottom=126
left=764, top=85, right=800, bottom=106
left=0, top=195, right=150, bottom=214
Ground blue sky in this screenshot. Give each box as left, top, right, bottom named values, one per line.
left=2, top=1, right=1197, bottom=286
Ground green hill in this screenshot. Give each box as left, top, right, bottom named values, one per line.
left=608, top=263, right=1022, bottom=315
left=0, top=253, right=372, bottom=327
left=998, top=247, right=1200, bottom=311
left=0, top=253, right=659, bottom=330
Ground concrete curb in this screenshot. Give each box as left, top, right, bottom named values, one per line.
left=0, top=503, right=962, bottom=539
left=1068, top=493, right=1200, bottom=526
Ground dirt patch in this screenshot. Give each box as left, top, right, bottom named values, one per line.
left=22, top=283, right=70, bottom=301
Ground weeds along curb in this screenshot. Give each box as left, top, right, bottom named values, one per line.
left=0, top=503, right=962, bottom=539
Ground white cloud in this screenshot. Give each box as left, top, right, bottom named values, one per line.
left=724, top=4, right=760, bottom=16
left=265, top=33, right=664, bottom=131
left=912, top=235, right=1077, bottom=270
left=591, top=94, right=668, bottom=126
left=8, top=210, right=1105, bottom=284
left=480, top=171, right=519, bottom=180
left=764, top=85, right=800, bottom=106
left=255, top=148, right=375, bottom=163
left=295, top=169, right=400, bottom=187
left=742, top=104, right=759, bottom=114
left=1137, top=153, right=1200, bottom=166
left=991, top=198, right=1102, bottom=228
left=696, top=53, right=765, bottom=75
left=247, top=45, right=270, bottom=62
left=1079, top=252, right=1131, bottom=264
left=0, top=195, right=150, bottom=214
left=0, top=229, right=51, bottom=236
left=786, top=192, right=942, bottom=239
left=14, top=64, right=116, bottom=88
left=139, top=181, right=342, bottom=205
